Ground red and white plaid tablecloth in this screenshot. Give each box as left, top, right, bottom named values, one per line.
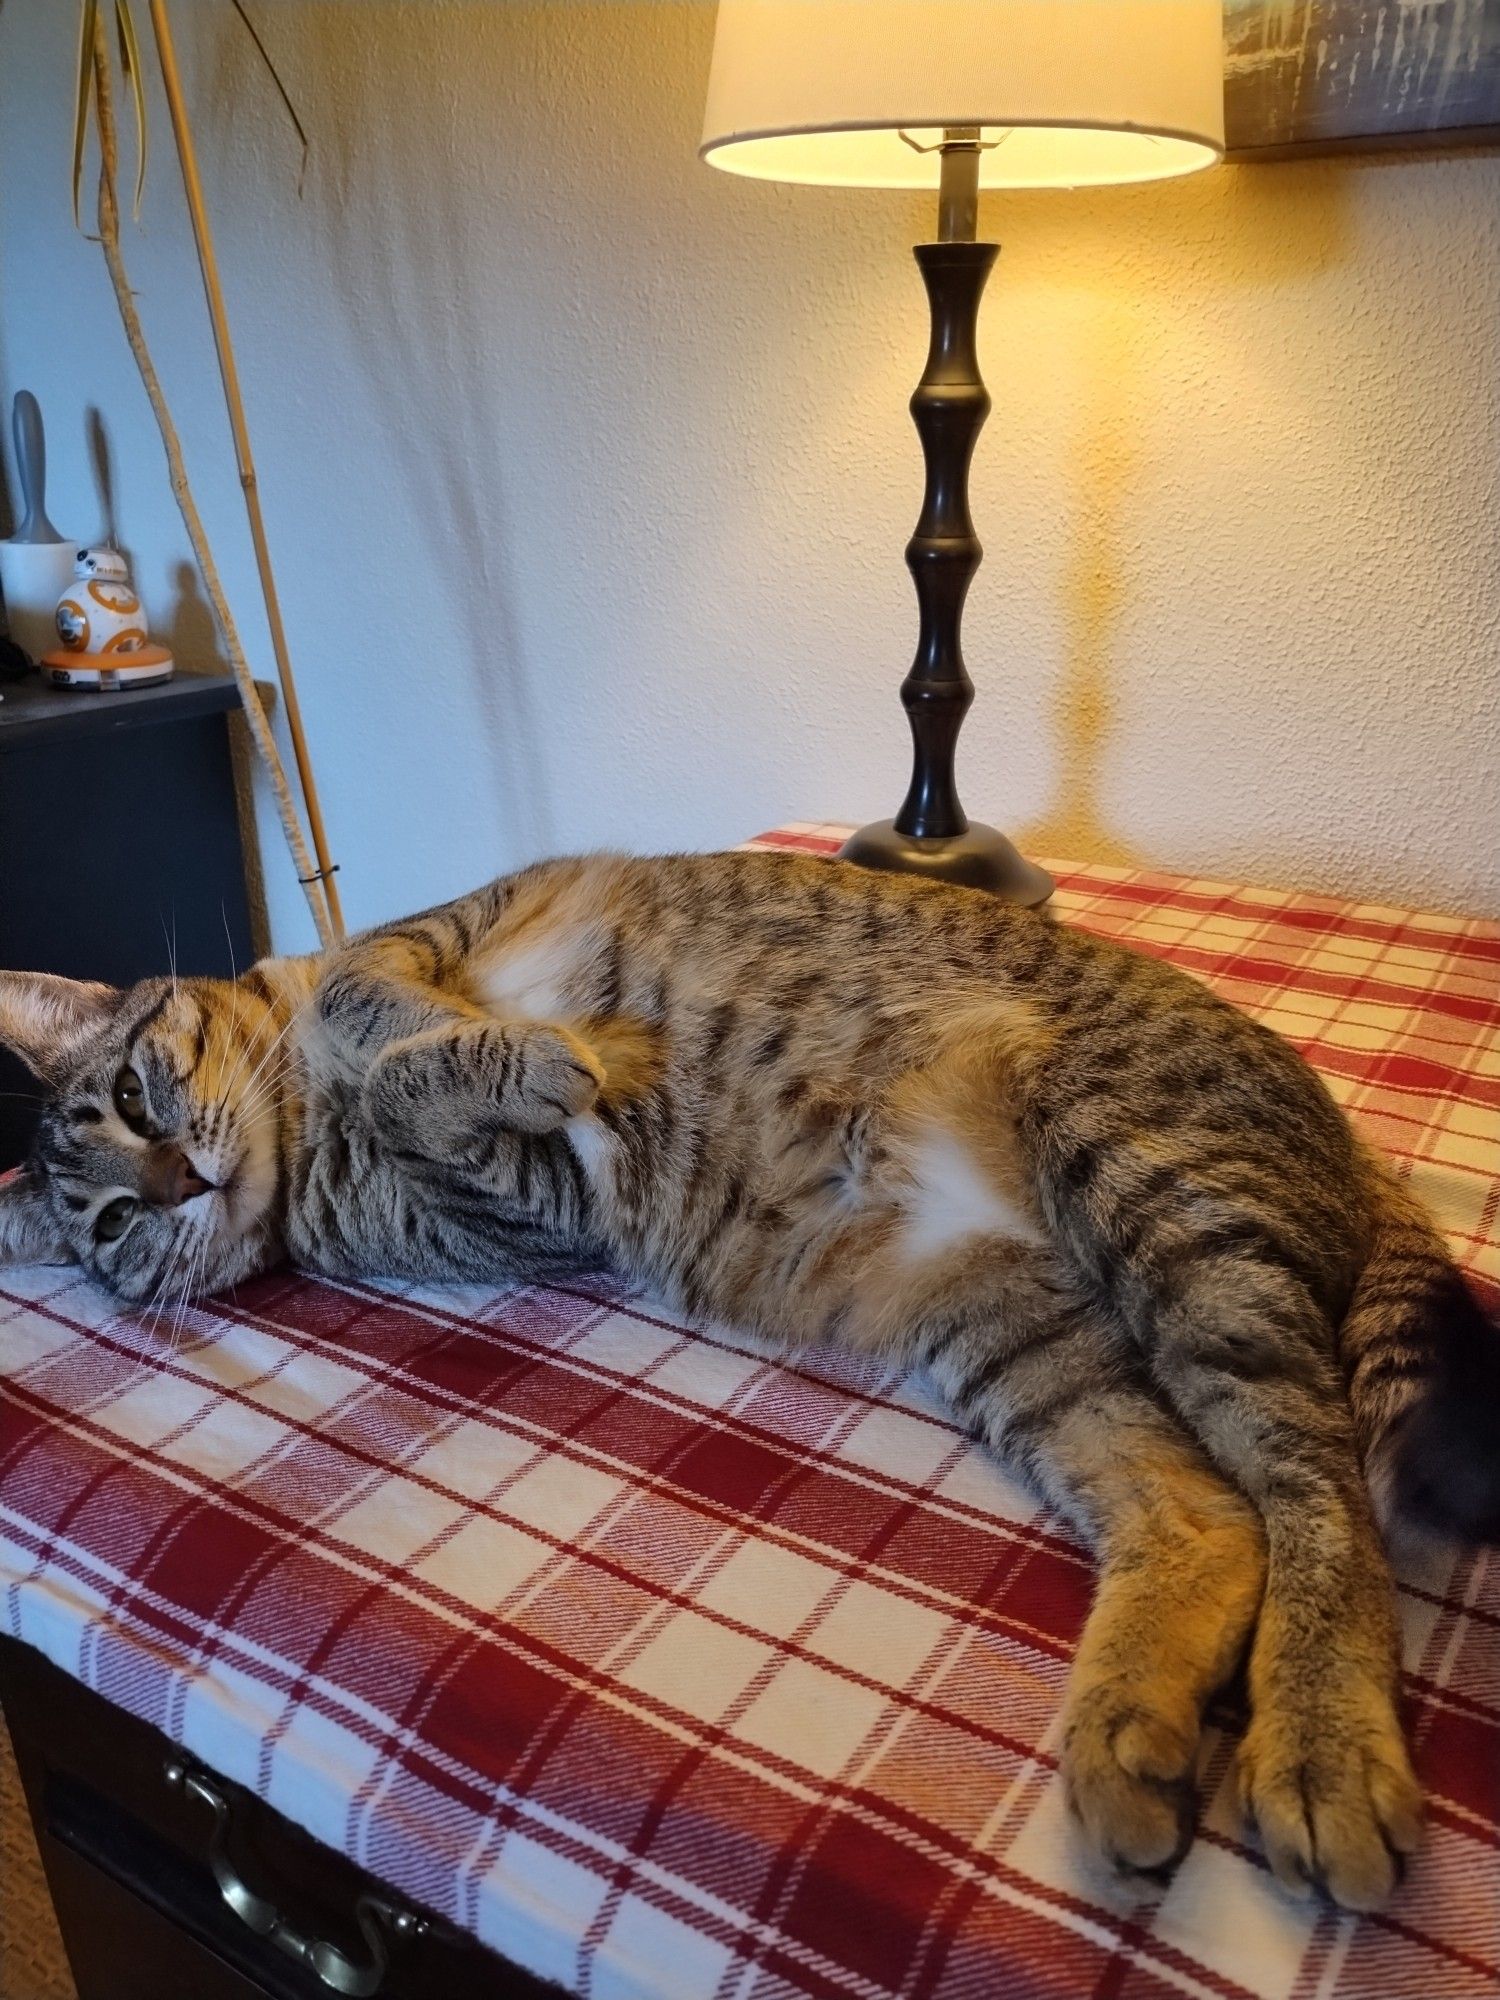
left=2, top=827, right=1497, bottom=2000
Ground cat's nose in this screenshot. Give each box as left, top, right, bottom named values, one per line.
left=141, top=1145, right=215, bottom=1208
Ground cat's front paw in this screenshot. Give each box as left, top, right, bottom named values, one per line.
left=366, top=1021, right=603, bottom=1150
left=497, top=1025, right=604, bottom=1132
left=363, top=1032, right=473, bottom=1156
left=1235, top=1684, right=1422, bottom=1910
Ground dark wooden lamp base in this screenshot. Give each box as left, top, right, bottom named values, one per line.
left=841, top=131, right=1052, bottom=909
left=840, top=817, right=1053, bottom=903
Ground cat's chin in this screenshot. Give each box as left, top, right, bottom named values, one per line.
left=217, top=1114, right=281, bottom=1241
left=187, top=1193, right=283, bottom=1302
left=103, top=1243, right=252, bottom=1310
left=207, top=1229, right=282, bottom=1299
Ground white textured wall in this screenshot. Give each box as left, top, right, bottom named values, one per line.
left=1, top=1, right=1496, bottom=951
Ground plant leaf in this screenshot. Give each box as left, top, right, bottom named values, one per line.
left=229, top=0, right=308, bottom=193
left=114, top=0, right=148, bottom=220
left=71, top=0, right=100, bottom=230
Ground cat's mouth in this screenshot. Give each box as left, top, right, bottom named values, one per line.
left=211, top=1161, right=245, bottom=1221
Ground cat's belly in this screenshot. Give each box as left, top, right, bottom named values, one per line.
left=473, top=928, right=584, bottom=1021
left=564, top=1100, right=1049, bottom=1349
left=893, top=1123, right=1046, bottom=1261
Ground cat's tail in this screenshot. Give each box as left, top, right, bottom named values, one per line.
left=1338, top=1157, right=1500, bottom=1543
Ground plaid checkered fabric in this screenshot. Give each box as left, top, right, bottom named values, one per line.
left=2, top=827, right=1496, bottom=2000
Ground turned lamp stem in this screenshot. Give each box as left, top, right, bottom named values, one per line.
left=936, top=125, right=981, bottom=244
left=839, top=129, right=1053, bottom=905
left=894, top=130, right=985, bottom=843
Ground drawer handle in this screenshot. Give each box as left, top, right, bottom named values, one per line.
left=164, top=1758, right=425, bottom=1996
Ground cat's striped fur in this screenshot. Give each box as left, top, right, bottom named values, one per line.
left=3, top=848, right=1497, bottom=1910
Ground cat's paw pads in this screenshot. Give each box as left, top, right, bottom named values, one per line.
left=500, top=1027, right=604, bottom=1133
left=1235, top=1698, right=1423, bottom=1911
left=1064, top=1700, right=1198, bottom=1880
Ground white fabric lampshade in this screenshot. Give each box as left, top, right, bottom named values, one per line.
left=701, top=0, right=1225, bottom=189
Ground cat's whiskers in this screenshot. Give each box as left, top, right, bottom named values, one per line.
left=229, top=1060, right=303, bottom=1175
left=189, top=998, right=305, bottom=1208
left=201, top=929, right=260, bottom=1134
left=233, top=1036, right=309, bottom=1134
left=206, top=980, right=274, bottom=1133
left=234, top=1036, right=303, bottom=1120
left=214, top=999, right=305, bottom=1147
left=242, top=994, right=307, bottom=1096
left=167, top=1249, right=203, bottom=1359
left=123, top=1279, right=173, bottom=1377
left=160, top=1222, right=212, bottom=1369
left=234, top=1060, right=302, bottom=1136
left=113, top=1221, right=199, bottom=1393
left=161, top=913, right=179, bottom=1010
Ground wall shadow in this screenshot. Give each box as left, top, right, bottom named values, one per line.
left=84, top=404, right=119, bottom=551
left=1015, top=316, right=1142, bottom=869
left=198, top=5, right=562, bottom=864
left=162, top=557, right=229, bottom=677
left=1012, top=153, right=1360, bottom=867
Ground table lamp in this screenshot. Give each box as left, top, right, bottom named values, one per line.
left=701, top=0, right=1224, bottom=901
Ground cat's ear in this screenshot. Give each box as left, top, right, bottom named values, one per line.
left=0, top=1170, right=69, bottom=1267
left=0, top=972, right=120, bottom=1082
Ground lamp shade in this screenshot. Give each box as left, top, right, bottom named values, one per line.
left=701, top=0, right=1225, bottom=189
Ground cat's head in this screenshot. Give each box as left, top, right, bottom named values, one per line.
left=0, top=971, right=288, bottom=1303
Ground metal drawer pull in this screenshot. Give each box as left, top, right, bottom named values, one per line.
left=164, top=1758, right=425, bottom=1996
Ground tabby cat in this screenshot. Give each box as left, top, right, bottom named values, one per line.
left=3, top=850, right=1497, bottom=1910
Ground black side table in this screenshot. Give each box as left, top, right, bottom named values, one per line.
left=0, top=672, right=256, bottom=1167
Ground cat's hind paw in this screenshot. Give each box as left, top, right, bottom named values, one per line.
left=1064, top=1698, right=1199, bottom=1881
left=1235, top=1692, right=1423, bottom=1911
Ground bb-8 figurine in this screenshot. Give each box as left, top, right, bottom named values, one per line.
left=42, top=546, right=174, bottom=688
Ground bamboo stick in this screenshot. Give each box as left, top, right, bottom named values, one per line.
left=90, top=17, right=334, bottom=948
left=146, top=0, right=345, bottom=941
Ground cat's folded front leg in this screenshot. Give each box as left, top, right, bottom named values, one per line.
left=312, top=907, right=496, bottom=1079
left=365, top=1019, right=604, bottom=1158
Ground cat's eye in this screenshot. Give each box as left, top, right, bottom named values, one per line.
left=95, top=1196, right=139, bottom=1244
left=113, top=1066, right=147, bottom=1132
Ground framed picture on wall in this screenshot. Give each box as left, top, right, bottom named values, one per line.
left=1224, top=0, right=1500, bottom=157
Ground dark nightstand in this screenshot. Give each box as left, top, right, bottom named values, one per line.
left=0, top=671, right=256, bottom=1167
